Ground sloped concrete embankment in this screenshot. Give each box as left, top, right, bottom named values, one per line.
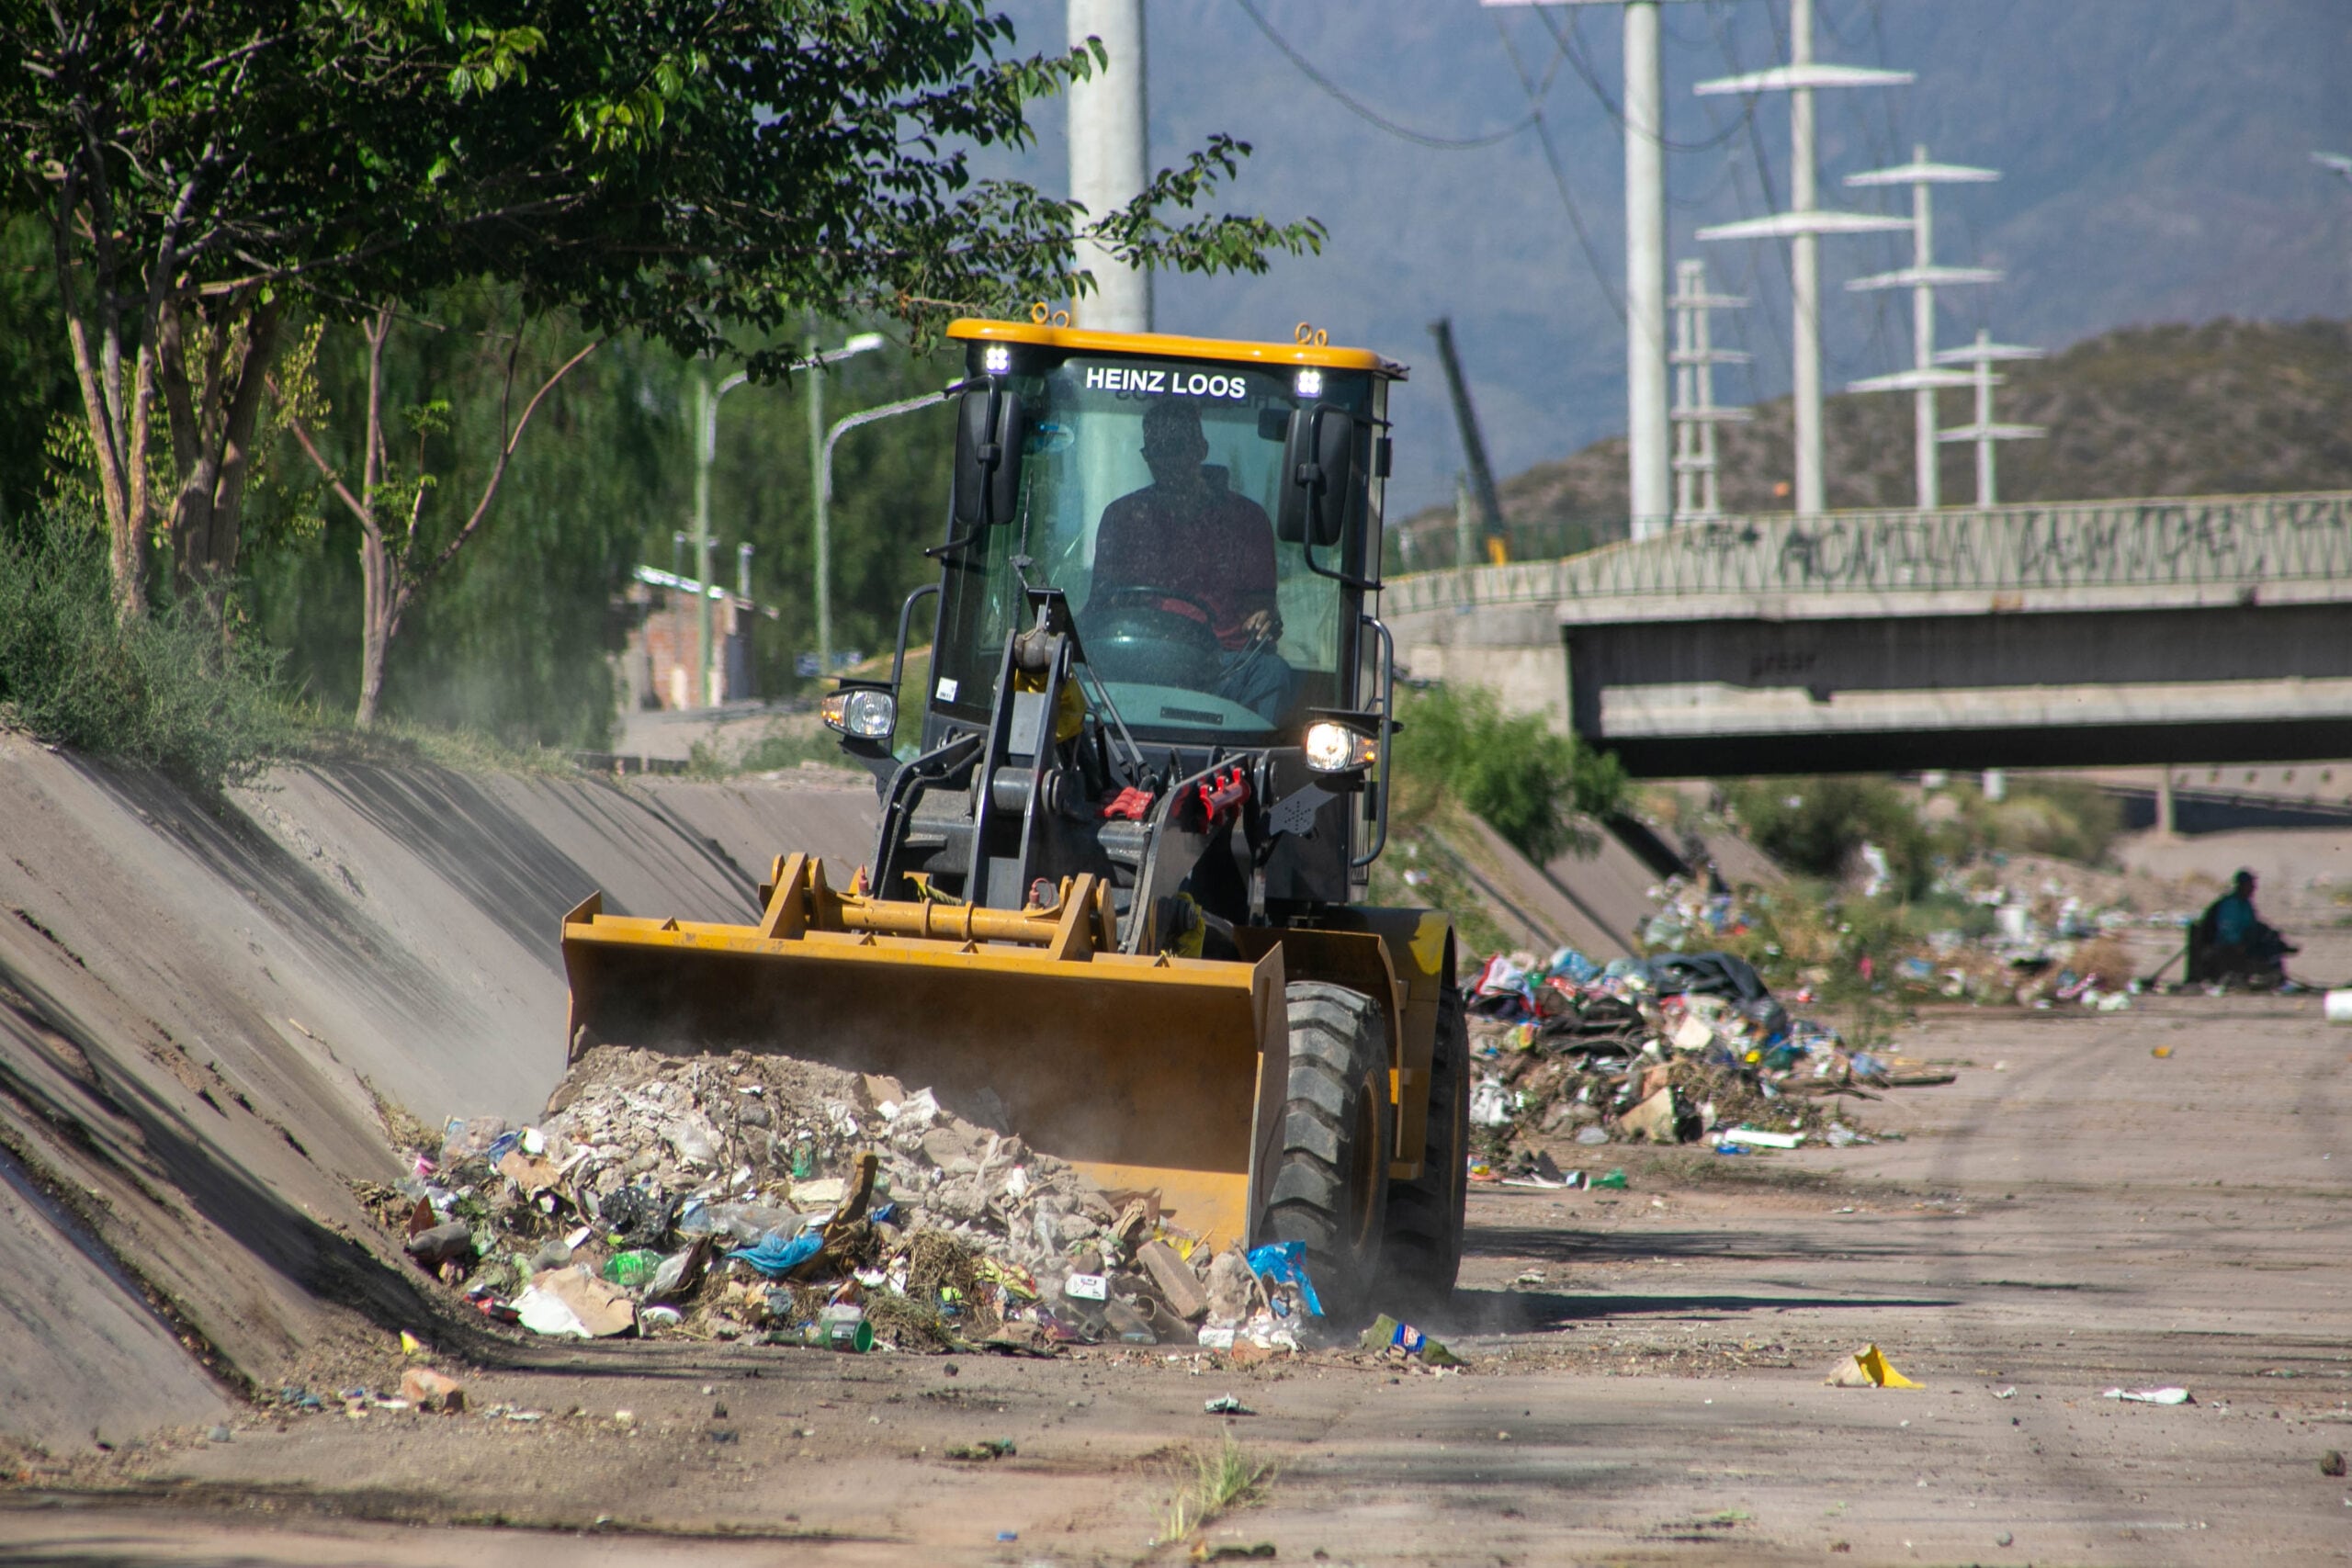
left=0, top=737, right=874, bottom=1453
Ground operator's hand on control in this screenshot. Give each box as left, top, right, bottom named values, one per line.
left=1241, top=608, right=1283, bottom=646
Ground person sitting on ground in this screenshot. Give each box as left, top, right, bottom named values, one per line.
left=2188, top=868, right=2297, bottom=987
left=1086, top=399, right=1298, bottom=722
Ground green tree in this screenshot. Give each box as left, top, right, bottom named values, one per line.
left=3, top=1, right=1319, bottom=634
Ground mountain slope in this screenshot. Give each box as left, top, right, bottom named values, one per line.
left=1395, top=315, right=2352, bottom=550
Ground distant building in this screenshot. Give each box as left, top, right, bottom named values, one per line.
left=615, top=566, right=776, bottom=712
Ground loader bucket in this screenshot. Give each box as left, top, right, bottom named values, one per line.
left=560, top=858, right=1288, bottom=1252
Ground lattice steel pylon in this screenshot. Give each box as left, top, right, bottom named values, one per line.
left=1669, top=259, right=1751, bottom=520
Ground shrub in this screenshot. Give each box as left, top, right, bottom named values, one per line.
left=1390, top=683, right=1625, bottom=863
left=1941, top=778, right=2123, bottom=866
left=0, top=505, right=293, bottom=790
left=1723, top=775, right=1931, bottom=896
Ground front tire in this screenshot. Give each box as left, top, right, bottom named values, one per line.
left=1380, top=982, right=1469, bottom=1311
left=1262, top=982, right=1393, bottom=1320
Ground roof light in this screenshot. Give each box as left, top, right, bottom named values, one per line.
left=1295, top=368, right=1324, bottom=400
left=982, top=344, right=1012, bottom=374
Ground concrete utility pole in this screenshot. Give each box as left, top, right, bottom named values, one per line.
left=1696, top=0, right=1910, bottom=515
left=1622, top=0, right=1670, bottom=538
left=1843, top=145, right=1999, bottom=511
left=1669, top=258, right=1750, bottom=520
left=1485, top=0, right=1721, bottom=541
left=1068, top=0, right=1151, bottom=332
left=1934, top=329, right=2044, bottom=505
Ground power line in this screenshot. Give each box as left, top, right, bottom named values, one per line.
left=1492, top=9, right=1626, bottom=323
left=1533, top=4, right=1758, bottom=155
left=1230, top=0, right=1538, bottom=151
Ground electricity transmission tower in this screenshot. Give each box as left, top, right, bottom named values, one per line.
left=1842, top=145, right=2001, bottom=510
left=1669, top=259, right=1750, bottom=519
left=1694, top=0, right=1911, bottom=517
left=1934, top=330, right=2044, bottom=505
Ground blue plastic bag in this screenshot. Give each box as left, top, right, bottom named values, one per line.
left=728, top=1227, right=824, bottom=1278
left=1544, top=947, right=1600, bottom=986
left=1245, top=1240, right=1325, bottom=1317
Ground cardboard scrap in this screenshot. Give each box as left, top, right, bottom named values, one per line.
left=399, top=1367, right=465, bottom=1413
left=517, top=1264, right=636, bottom=1338
left=1619, top=1086, right=1680, bottom=1144
left=497, top=1148, right=564, bottom=1196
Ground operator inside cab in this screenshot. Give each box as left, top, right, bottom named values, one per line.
left=1085, top=399, right=1300, bottom=723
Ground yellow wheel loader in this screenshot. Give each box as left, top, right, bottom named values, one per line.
left=562, top=318, right=1466, bottom=1314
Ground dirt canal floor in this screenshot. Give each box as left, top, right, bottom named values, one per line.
left=1, top=989, right=2344, bottom=1567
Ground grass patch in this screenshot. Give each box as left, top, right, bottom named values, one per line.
left=1156, top=1437, right=1273, bottom=1548
left=684, top=723, right=859, bottom=777
left=0, top=505, right=297, bottom=792
left=293, top=712, right=581, bottom=778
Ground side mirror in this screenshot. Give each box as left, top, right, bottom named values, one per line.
left=952, top=384, right=1026, bottom=531
left=1276, top=405, right=1358, bottom=547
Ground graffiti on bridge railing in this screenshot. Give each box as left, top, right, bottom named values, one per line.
left=1568, top=493, right=2352, bottom=598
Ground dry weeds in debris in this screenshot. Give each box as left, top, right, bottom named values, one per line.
left=1156, top=1437, right=1273, bottom=1547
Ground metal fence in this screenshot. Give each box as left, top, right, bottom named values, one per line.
left=1385, top=492, right=2352, bottom=614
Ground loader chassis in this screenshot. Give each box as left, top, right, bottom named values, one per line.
left=561, top=320, right=1464, bottom=1311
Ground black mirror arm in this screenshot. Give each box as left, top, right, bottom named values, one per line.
left=889, top=582, right=939, bottom=699
left=1301, top=520, right=1382, bottom=592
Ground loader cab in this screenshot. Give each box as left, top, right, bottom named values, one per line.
left=927, top=321, right=1399, bottom=755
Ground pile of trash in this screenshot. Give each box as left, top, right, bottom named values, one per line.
left=1905, top=860, right=2158, bottom=1007
left=368, top=1046, right=1329, bottom=1357
left=1463, top=947, right=1883, bottom=1168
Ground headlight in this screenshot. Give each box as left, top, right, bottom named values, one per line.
left=820, top=687, right=896, bottom=739
left=1303, top=719, right=1376, bottom=773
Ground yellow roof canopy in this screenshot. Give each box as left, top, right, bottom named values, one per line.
left=948, top=317, right=1407, bottom=379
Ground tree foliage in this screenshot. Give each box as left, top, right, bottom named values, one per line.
left=2, top=0, right=1321, bottom=623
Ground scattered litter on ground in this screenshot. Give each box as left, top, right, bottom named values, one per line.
left=1204, top=1394, right=1255, bottom=1416
left=361, top=1045, right=1306, bottom=1359
left=946, top=1438, right=1018, bottom=1461
left=396, top=1368, right=464, bottom=1413
left=2103, top=1386, right=2192, bottom=1405
left=1825, top=1344, right=1918, bottom=1389
left=1464, top=946, right=1920, bottom=1164
left=1362, top=1314, right=1462, bottom=1367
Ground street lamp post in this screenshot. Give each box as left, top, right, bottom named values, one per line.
left=688, top=333, right=885, bottom=707
left=806, top=332, right=887, bottom=676
left=816, top=389, right=964, bottom=672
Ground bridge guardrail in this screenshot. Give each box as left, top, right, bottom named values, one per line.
left=1383, top=491, right=2352, bottom=614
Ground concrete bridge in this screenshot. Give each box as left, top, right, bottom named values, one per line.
left=1384, top=491, right=2352, bottom=777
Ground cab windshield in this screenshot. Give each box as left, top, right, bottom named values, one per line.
left=933, top=352, right=1372, bottom=741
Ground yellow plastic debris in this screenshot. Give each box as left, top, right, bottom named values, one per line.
left=399, top=1331, right=429, bottom=1359
left=1826, top=1343, right=1918, bottom=1389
